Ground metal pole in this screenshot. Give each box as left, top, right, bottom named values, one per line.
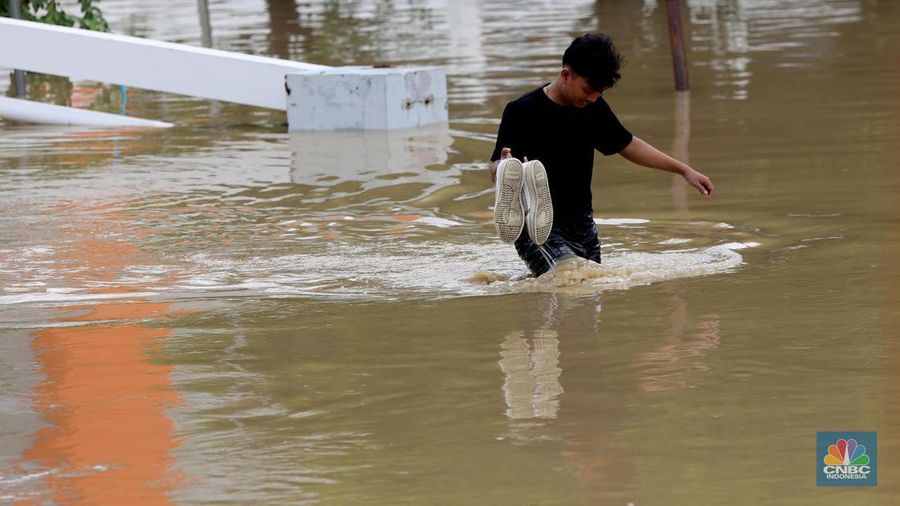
left=197, top=0, right=213, bottom=48
left=9, top=0, right=27, bottom=98
left=664, top=0, right=689, bottom=91
left=196, top=0, right=221, bottom=118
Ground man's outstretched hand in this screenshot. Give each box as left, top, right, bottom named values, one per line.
left=682, top=167, right=716, bottom=199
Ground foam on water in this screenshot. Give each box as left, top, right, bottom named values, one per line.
left=482, top=244, right=746, bottom=294
left=413, top=216, right=462, bottom=228
left=0, top=290, right=159, bottom=306
left=595, top=218, right=650, bottom=226
left=0, top=218, right=762, bottom=306
left=658, top=238, right=692, bottom=245
left=170, top=238, right=750, bottom=299
left=0, top=242, right=750, bottom=306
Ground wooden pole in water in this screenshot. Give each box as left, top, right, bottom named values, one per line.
left=9, top=0, right=26, bottom=98
left=664, top=0, right=690, bottom=91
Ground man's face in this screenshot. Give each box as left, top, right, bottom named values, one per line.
left=561, top=68, right=602, bottom=108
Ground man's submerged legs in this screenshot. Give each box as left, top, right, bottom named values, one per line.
left=514, top=222, right=602, bottom=277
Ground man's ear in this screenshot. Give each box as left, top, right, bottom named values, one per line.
left=560, top=67, right=571, bottom=83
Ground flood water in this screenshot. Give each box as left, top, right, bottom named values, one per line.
left=1, top=0, right=898, bottom=504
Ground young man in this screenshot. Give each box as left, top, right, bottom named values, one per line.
left=490, top=33, right=715, bottom=277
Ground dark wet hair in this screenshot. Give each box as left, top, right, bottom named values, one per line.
left=562, top=33, right=623, bottom=91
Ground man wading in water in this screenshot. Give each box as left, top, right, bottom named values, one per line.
left=490, top=33, right=715, bottom=277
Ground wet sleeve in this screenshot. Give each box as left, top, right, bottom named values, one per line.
left=592, top=98, right=634, bottom=156
left=490, top=103, right=523, bottom=161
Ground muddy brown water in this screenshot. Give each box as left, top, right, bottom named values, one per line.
left=1, top=0, right=898, bottom=504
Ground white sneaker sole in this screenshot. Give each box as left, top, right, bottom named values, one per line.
left=523, top=160, right=553, bottom=245
left=494, top=158, right=525, bottom=243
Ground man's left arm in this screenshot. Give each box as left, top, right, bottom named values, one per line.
left=619, top=136, right=715, bottom=199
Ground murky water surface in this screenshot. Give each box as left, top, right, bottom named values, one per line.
left=1, top=0, right=898, bottom=504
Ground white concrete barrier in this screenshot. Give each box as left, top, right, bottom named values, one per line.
left=285, top=67, right=448, bottom=131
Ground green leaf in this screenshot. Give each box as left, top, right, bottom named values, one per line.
left=3, top=0, right=109, bottom=33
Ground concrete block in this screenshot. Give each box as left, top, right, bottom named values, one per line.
left=285, top=66, right=448, bottom=131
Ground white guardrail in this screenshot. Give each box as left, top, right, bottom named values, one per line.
left=0, top=17, right=447, bottom=130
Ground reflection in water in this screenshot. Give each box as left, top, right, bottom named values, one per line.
left=688, top=0, right=752, bottom=100
left=635, top=281, right=721, bottom=392
left=20, top=299, right=182, bottom=504
left=288, top=125, right=453, bottom=189
left=444, top=0, right=487, bottom=104
left=264, top=0, right=311, bottom=59
left=1, top=204, right=183, bottom=503
left=671, top=91, right=690, bottom=216
left=498, top=329, right=563, bottom=419
left=492, top=293, right=639, bottom=500
left=685, top=0, right=863, bottom=99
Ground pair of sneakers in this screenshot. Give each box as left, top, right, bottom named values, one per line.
left=493, top=157, right=554, bottom=245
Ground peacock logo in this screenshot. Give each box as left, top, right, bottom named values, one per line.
left=824, top=438, right=870, bottom=466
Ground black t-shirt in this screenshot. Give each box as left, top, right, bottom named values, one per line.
left=490, top=85, right=633, bottom=227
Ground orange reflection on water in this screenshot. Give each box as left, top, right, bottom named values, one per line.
left=11, top=203, right=184, bottom=504
left=22, top=298, right=182, bottom=505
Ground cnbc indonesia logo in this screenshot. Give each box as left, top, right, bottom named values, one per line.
left=817, top=432, right=877, bottom=487
left=823, top=438, right=870, bottom=479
